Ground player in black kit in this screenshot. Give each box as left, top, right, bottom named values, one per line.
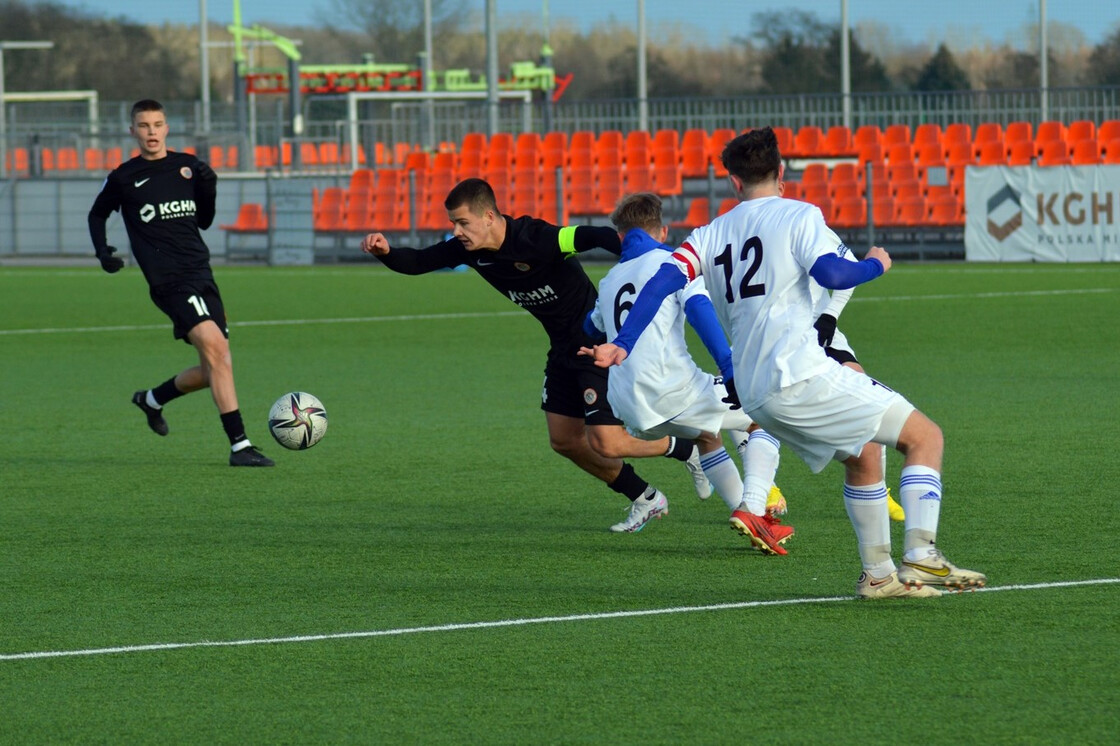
left=360, top=178, right=705, bottom=532
left=87, top=99, right=273, bottom=467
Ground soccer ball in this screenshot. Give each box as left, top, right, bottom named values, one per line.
left=268, top=392, right=328, bottom=450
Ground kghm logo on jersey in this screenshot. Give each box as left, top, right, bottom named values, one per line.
left=507, top=284, right=556, bottom=307
left=139, top=203, right=156, bottom=223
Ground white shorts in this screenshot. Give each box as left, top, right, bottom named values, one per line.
left=747, top=364, right=915, bottom=473
left=628, top=375, right=754, bottom=441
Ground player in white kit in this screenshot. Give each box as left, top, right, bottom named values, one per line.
left=809, top=253, right=905, bottom=522
left=584, top=193, right=791, bottom=551
left=583, top=127, right=986, bottom=598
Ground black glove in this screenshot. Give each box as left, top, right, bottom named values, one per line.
left=814, top=313, right=837, bottom=348
left=722, top=377, right=742, bottom=411
left=194, top=160, right=217, bottom=183
left=96, top=245, right=124, bottom=274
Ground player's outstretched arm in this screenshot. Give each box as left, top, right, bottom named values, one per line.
left=809, top=248, right=890, bottom=290
left=361, top=232, right=391, bottom=256
left=865, top=245, right=892, bottom=273
left=577, top=343, right=629, bottom=368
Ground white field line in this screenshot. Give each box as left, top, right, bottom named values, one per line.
left=0, top=287, right=1115, bottom=337
left=2, top=577, right=1116, bottom=662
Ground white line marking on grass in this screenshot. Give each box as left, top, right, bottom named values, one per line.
left=1, top=288, right=1114, bottom=337
left=0, top=311, right=525, bottom=336
left=2, top=577, right=1115, bottom=662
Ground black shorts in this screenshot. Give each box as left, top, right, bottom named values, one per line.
left=541, top=350, right=623, bottom=426
left=149, top=279, right=229, bottom=343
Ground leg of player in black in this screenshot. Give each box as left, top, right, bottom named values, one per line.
left=187, top=319, right=274, bottom=467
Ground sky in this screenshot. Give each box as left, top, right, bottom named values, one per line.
left=48, top=0, right=1120, bottom=48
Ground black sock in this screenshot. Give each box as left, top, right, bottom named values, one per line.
left=219, top=410, right=248, bottom=447
left=152, top=377, right=187, bottom=407
left=664, top=436, right=695, bottom=462
left=607, top=462, right=651, bottom=502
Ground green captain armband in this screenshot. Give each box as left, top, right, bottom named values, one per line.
left=558, top=226, right=578, bottom=257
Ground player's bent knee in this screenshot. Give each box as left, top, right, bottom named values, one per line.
left=586, top=428, right=626, bottom=459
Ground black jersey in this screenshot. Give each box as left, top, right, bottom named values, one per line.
left=88, top=151, right=217, bottom=287
left=376, top=215, right=619, bottom=356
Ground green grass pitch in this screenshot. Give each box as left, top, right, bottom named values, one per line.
left=1, top=260, right=1118, bottom=743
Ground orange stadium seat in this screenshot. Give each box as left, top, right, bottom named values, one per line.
left=854, top=125, right=883, bottom=151
left=1071, top=139, right=1101, bottom=165
left=652, top=144, right=683, bottom=196
left=709, top=128, right=735, bottom=177
left=680, top=128, right=710, bottom=178
left=801, top=163, right=829, bottom=189
left=872, top=196, right=896, bottom=226
left=1103, top=139, right=1120, bottom=164
left=1098, top=120, right=1120, bottom=148
left=1066, top=120, right=1095, bottom=146
left=792, top=125, right=824, bottom=157
left=344, top=189, right=375, bottom=233
left=978, top=140, right=1008, bottom=166
left=671, top=197, right=712, bottom=229
left=313, top=187, right=345, bottom=232
left=831, top=197, right=866, bottom=228
left=1004, top=121, right=1033, bottom=154
left=973, top=122, right=1004, bottom=158
left=781, top=181, right=801, bottom=200
left=772, top=126, right=796, bottom=155
left=944, top=123, right=972, bottom=152
left=857, top=141, right=883, bottom=166
left=883, top=124, right=911, bottom=150
left=541, top=131, right=568, bottom=171
left=1038, top=140, right=1071, bottom=167
left=220, top=202, right=269, bottom=233
left=946, top=142, right=975, bottom=168
left=1007, top=140, right=1035, bottom=166
left=717, top=198, right=739, bottom=216
left=913, top=123, right=943, bottom=153
left=886, top=142, right=914, bottom=165
left=928, top=196, right=964, bottom=225
left=1034, top=121, right=1066, bottom=155
left=823, top=125, right=855, bottom=155
left=894, top=196, right=928, bottom=225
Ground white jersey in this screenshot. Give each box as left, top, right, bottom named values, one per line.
left=675, top=196, right=848, bottom=411
left=590, top=249, right=713, bottom=431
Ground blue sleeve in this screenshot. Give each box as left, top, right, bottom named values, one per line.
left=582, top=310, right=606, bottom=342
left=612, top=262, right=688, bottom=354
left=809, top=253, right=884, bottom=289
left=684, top=294, right=733, bottom=380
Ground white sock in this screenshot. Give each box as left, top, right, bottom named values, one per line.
left=741, top=429, right=780, bottom=515
left=900, top=465, right=942, bottom=561
left=231, top=440, right=254, bottom=453
left=699, top=447, right=743, bottom=511
left=843, top=481, right=895, bottom=577
left=145, top=390, right=162, bottom=409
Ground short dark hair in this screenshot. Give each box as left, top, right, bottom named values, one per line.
left=721, top=127, right=782, bottom=188
left=610, top=192, right=663, bottom=234
left=445, top=178, right=499, bottom=214
left=130, top=99, right=165, bottom=121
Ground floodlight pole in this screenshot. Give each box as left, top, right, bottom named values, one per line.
left=1040, top=0, right=1049, bottom=121
left=637, top=0, right=648, bottom=132
left=486, top=0, right=499, bottom=135
left=841, top=0, right=851, bottom=130
left=200, top=0, right=210, bottom=134
left=0, top=40, right=54, bottom=180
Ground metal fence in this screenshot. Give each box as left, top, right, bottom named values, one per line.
left=4, top=85, right=1120, bottom=162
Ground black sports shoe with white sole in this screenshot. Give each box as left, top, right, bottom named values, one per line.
left=229, top=445, right=275, bottom=467
left=132, top=390, right=169, bottom=436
